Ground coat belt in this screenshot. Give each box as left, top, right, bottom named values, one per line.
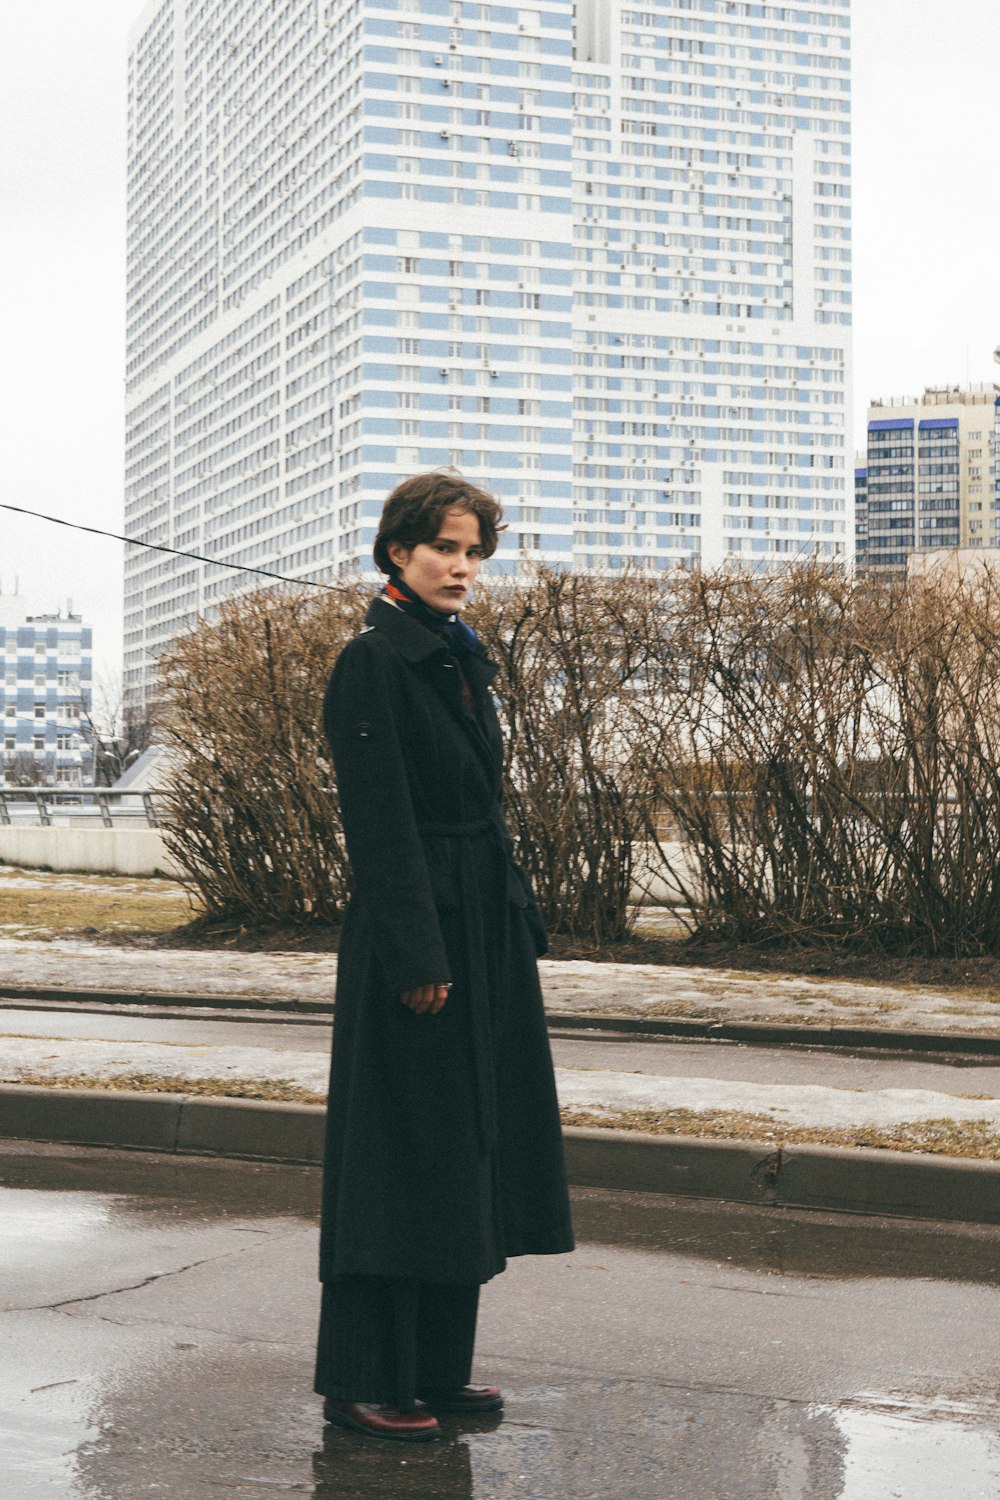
left=417, top=817, right=493, bottom=839
left=417, top=816, right=504, bottom=1153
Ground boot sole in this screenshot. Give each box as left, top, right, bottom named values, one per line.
left=419, top=1395, right=504, bottom=1414
left=324, top=1406, right=441, bottom=1442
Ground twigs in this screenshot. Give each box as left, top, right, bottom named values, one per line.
left=156, top=563, right=1000, bottom=956
left=641, top=564, right=1000, bottom=954
left=157, top=587, right=366, bottom=926
left=470, top=569, right=661, bottom=945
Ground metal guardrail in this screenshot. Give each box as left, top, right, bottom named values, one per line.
left=0, top=789, right=160, bottom=829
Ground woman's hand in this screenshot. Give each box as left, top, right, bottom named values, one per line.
left=400, top=983, right=450, bottom=1015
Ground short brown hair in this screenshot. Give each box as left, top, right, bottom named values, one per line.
left=373, top=470, right=506, bottom=576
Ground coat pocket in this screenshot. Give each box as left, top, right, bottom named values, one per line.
left=507, top=862, right=548, bottom=957
left=505, top=863, right=530, bottom=909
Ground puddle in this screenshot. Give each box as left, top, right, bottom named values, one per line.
left=835, top=1396, right=1000, bottom=1498
left=2, top=1190, right=114, bottom=1256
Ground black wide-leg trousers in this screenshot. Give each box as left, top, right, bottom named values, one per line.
left=314, top=1276, right=480, bottom=1412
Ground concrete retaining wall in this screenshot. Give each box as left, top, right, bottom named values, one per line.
left=0, top=827, right=698, bottom=902
left=0, top=826, right=181, bottom=878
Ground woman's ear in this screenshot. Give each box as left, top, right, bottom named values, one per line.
left=387, top=541, right=410, bottom=572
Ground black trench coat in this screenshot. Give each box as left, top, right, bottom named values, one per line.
left=319, top=597, right=574, bottom=1286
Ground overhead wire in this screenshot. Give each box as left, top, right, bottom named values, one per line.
left=0, top=500, right=340, bottom=592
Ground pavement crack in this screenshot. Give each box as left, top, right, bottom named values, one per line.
left=15, top=1227, right=305, bottom=1316
left=23, top=1254, right=227, bottom=1313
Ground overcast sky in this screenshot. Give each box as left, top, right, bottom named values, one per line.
left=1, top=0, right=998, bottom=679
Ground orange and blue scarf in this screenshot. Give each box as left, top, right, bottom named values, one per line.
left=383, top=577, right=481, bottom=657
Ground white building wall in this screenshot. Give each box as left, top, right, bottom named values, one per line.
left=125, top=0, right=852, bottom=700
left=571, top=2, right=851, bottom=574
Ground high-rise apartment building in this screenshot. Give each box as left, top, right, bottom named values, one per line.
left=855, top=385, right=998, bottom=577
left=125, top=0, right=852, bottom=700
left=853, top=458, right=867, bottom=562
left=0, top=589, right=93, bottom=787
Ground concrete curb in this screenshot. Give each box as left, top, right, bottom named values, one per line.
left=4, top=983, right=1000, bottom=1057
left=563, top=1126, right=1000, bottom=1225
left=3, top=1084, right=1000, bottom=1226
left=0, top=984, right=335, bottom=1017
left=547, top=1014, right=1000, bottom=1057
left=0, top=1083, right=326, bottom=1164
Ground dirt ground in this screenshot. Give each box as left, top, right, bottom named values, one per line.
left=157, top=915, right=1000, bottom=1002
left=6, top=863, right=1000, bottom=999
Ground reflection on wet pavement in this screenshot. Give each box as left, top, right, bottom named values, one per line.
left=307, top=1394, right=846, bottom=1500
left=5, top=1190, right=112, bottom=1249
left=4, top=1144, right=1000, bottom=1498
left=835, top=1397, right=1000, bottom=1499
left=571, top=1187, right=1000, bottom=1289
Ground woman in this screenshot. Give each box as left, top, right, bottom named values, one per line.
left=315, top=471, right=574, bottom=1443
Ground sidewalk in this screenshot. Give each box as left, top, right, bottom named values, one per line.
left=4, top=935, right=1000, bottom=1036
left=3, top=937, right=1000, bottom=1224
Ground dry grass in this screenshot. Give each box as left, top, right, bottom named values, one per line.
left=9, top=1070, right=1000, bottom=1159
left=0, top=868, right=192, bottom=940
left=14, top=1071, right=324, bottom=1104
left=560, top=1106, right=1000, bottom=1159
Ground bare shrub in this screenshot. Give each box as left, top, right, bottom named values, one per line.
left=157, top=586, right=367, bottom=926
left=158, top=572, right=665, bottom=944
left=156, top=560, right=1000, bottom=957
left=639, top=564, right=1000, bottom=955
left=470, top=568, right=665, bottom=945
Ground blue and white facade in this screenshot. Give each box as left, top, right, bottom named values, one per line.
left=0, top=594, right=93, bottom=786
left=857, top=386, right=996, bottom=577
left=125, top=0, right=852, bottom=701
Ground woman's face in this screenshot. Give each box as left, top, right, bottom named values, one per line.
left=388, top=506, right=484, bottom=613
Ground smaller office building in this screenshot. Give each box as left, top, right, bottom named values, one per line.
left=0, top=589, right=93, bottom=786
left=856, top=385, right=998, bottom=578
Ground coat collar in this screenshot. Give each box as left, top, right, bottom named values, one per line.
left=364, top=595, right=447, bottom=661
left=364, top=595, right=497, bottom=684
left=365, top=595, right=499, bottom=772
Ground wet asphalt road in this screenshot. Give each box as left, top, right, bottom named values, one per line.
left=5, top=1002, right=1000, bottom=1096
left=4, top=1142, right=1000, bottom=1498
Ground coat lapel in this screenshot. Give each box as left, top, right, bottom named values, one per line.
left=428, top=651, right=499, bottom=776
left=367, top=597, right=500, bottom=774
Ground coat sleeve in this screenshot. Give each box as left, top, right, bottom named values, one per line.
left=324, top=636, right=452, bottom=997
